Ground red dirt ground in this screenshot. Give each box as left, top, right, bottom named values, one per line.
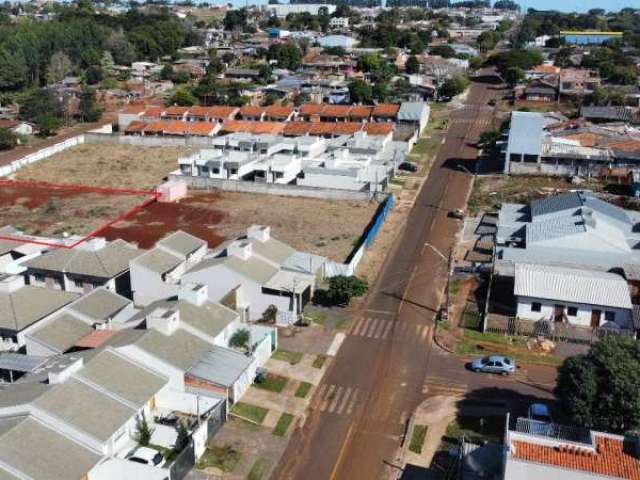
left=101, top=193, right=227, bottom=248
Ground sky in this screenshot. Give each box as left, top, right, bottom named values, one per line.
left=515, top=0, right=639, bottom=13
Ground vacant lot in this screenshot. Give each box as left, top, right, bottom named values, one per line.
left=15, top=143, right=193, bottom=190
left=103, top=191, right=379, bottom=260
left=468, top=175, right=606, bottom=215
left=0, top=183, right=150, bottom=238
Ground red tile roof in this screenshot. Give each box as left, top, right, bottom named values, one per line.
left=349, top=105, right=373, bottom=119
left=608, top=139, right=640, bottom=152
left=299, top=103, right=325, bottom=116
left=74, top=329, right=116, bottom=349
left=333, top=122, right=364, bottom=135
left=364, top=122, right=394, bottom=135
left=265, top=104, right=294, bottom=119
left=207, top=106, right=239, bottom=119
left=372, top=103, right=400, bottom=117
left=321, top=105, right=352, bottom=117
left=124, top=120, right=147, bottom=133
left=308, top=122, right=337, bottom=136
left=142, top=107, right=164, bottom=118
left=221, top=120, right=285, bottom=135
left=142, top=121, right=166, bottom=134
left=512, top=436, right=640, bottom=479
left=163, top=106, right=189, bottom=117
left=189, top=121, right=217, bottom=136
left=121, top=104, right=148, bottom=114
left=283, top=122, right=312, bottom=136
left=240, top=105, right=266, bottom=117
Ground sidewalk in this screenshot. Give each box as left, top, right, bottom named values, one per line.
left=264, top=353, right=326, bottom=385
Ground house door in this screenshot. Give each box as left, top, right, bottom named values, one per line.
left=553, top=304, right=565, bottom=322
left=591, top=309, right=601, bottom=328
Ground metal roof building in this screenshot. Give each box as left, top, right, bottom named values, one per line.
left=504, top=111, right=545, bottom=174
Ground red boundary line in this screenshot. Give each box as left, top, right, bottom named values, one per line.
left=0, top=179, right=160, bottom=249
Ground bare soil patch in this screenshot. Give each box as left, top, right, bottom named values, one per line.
left=103, top=191, right=379, bottom=260
left=15, top=143, right=193, bottom=190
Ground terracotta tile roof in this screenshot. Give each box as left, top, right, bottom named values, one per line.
left=124, top=120, right=147, bottom=133
left=207, top=106, right=239, bottom=119
left=559, top=132, right=603, bottom=147
left=608, top=139, right=640, bottom=152
left=321, top=105, right=352, bottom=117
left=349, top=105, right=373, bottom=119
left=162, top=120, right=190, bottom=134
left=512, top=436, right=640, bottom=479
left=142, top=121, right=167, bottom=134
left=189, top=121, right=217, bottom=136
left=121, top=104, right=148, bottom=114
left=220, top=120, right=285, bottom=135
left=364, top=122, right=394, bottom=135
left=265, top=104, right=294, bottom=119
left=308, top=122, right=338, bottom=136
left=74, top=329, right=116, bottom=349
left=142, top=107, right=164, bottom=118
left=334, top=122, right=364, bottom=135
left=372, top=104, right=400, bottom=117
left=283, top=122, right=312, bottom=136
left=535, top=64, right=560, bottom=74
left=163, top=106, right=189, bottom=117
left=240, top=105, right=266, bottom=117
left=299, top=103, right=324, bottom=116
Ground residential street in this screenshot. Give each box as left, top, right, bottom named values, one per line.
left=273, top=71, right=556, bottom=480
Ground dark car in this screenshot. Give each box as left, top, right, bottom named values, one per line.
left=398, top=162, right=418, bottom=172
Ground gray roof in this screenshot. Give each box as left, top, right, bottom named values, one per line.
left=580, top=105, right=633, bottom=122
left=530, top=191, right=583, bottom=218
left=33, top=377, right=136, bottom=443
left=0, top=238, right=24, bottom=256
left=0, top=416, right=101, bottom=480
left=77, top=349, right=167, bottom=407
left=188, top=346, right=253, bottom=387
left=0, top=286, right=79, bottom=333
left=69, top=288, right=130, bottom=321
left=28, top=313, right=93, bottom=353
left=132, top=247, right=183, bottom=274
left=249, top=237, right=296, bottom=265
left=397, top=102, right=429, bottom=122
left=132, top=328, right=212, bottom=371
left=187, top=253, right=279, bottom=285
left=507, top=111, right=545, bottom=156
left=514, top=263, right=632, bottom=309
left=0, top=353, right=48, bottom=373
left=157, top=231, right=207, bottom=257
left=24, top=240, right=141, bottom=278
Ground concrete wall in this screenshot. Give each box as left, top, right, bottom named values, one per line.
left=169, top=173, right=373, bottom=201
left=130, top=263, right=179, bottom=307
left=516, top=295, right=632, bottom=329
left=86, top=132, right=217, bottom=148
left=504, top=457, right=608, bottom=480
left=0, top=135, right=86, bottom=177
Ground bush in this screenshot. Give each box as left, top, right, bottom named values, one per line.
left=0, top=128, right=17, bottom=150
left=229, top=328, right=250, bottom=350
left=134, top=412, right=154, bottom=446
left=325, top=275, right=369, bottom=306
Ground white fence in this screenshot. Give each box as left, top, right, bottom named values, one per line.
left=0, top=135, right=86, bottom=177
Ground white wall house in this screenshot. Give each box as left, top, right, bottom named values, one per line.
left=514, top=263, right=633, bottom=329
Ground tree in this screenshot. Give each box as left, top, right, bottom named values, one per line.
left=35, top=114, right=63, bottom=137
left=405, top=55, right=420, bottom=75
left=257, top=63, right=273, bottom=84
left=504, top=66, right=525, bottom=86
left=261, top=305, right=278, bottom=323
left=78, top=87, right=103, bottom=122
left=0, top=47, right=28, bottom=90
left=267, top=43, right=302, bottom=70
left=556, top=335, right=640, bottom=433
left=167, top=87, right=197, bottom=106
left=160, top=64, right=174, bottom=81
left=0, top=128, right=17, bottom=151
left=100, top=51, right=114, bottom=76
left=372, top=82, right=389, bottom=102
left=478, top=128, right=501, bottom=148
left=19, top=89, right=62, bottom=123
left=610, top=66, right=638, bottom=86
left=348, top=79, right=372, bottom=104
left=326, top=275, right=368, bottom=306
left=47, top=51, right=74, bottom=85
left=84, top=65, right=102, bottom=85
left=229, top=328, right=250, bottom=350
left=439, top=75, right=470, bottom=99
left=174, top=420, right=190, bottom=453
left=133, top=411, right=154, bottom=446
left=429, top=45, right=456, bottom=59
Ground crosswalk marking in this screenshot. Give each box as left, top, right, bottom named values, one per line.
left=347, top=316, right=432, bottom=343
left=423, top=375, right=468, bottom=396
left=346, top=389, right=359, bottom=414
left=337, top=387, right=353, bottom=415
left=365, top=318, right=380, bottom=337
left=311, top=384, right=360, bottom=416
left=320, top=385, right=336, bottom=411
left=328, top=386, right=343, bottom=413
left=372, top=319, right=387, bottom=338
left=381, top=321, right=393, bottom=339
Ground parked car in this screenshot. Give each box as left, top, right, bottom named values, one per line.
left=398, top=161, right=418, bottom=172
left=470, top=355, right=516, bottom=375
left=127, top=447, right=165, bottom=468
left=448, top=208, right=465, bottom=220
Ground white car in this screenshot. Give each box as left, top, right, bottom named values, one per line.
left=127, top=446, right=165, bottom=468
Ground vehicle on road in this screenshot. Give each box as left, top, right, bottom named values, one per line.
left=398, top=161, right=418, bottom=172
left=470, top=355, right=516, bottom=375
left=448, top=208, right=465, bottom=219
left=127, top=447, right=165, bottom=467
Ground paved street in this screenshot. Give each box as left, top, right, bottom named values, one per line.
left=273, top=71, right=556, bottom=480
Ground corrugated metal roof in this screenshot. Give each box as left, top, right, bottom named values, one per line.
left=0, top=353, right=48, bottom=373
left=530, top=192, right=582, bottom=218
left=397, top=102, right=429, bottom=122
left=507, top=111, right=545, bottom=156
left=188, top=346, right=253, bottom=387
left=514, top=263, right=632, bottom=309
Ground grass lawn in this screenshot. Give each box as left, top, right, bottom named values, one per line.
left=411, top=137, right=441, bottom=157
left=197, top=445, right=240, bottom=472
left=455, top=329, right=563, bottom=366
left=307, top=311, right=327, bottom=325
left=247, top=457, right=271, bottom=480
left=273, top=413, right=294, bottom=437
left=254, top=373, right=289, bottom=393
left=231, top=402, right=269, bottom=425
left=295, top=381, right=312, bottom=399
left=312, top=354, right=328, bottom=369
left=408, top=425, right=428, bottom=454
left=272, top=348, right=304, bottom=365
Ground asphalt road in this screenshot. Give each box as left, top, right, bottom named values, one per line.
left=273, top=71, right=554, bottom=480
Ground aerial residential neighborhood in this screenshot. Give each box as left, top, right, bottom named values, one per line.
left=2, top=0, right=640, bottom=479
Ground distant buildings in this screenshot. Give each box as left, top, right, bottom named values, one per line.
left=561, top=30, right=624, bottom=45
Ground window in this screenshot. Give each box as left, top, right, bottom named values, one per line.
left=605, top=311, right=616, bottom=322
left=567, top=306, right=578, bottom=317
left=73, top=279, right=83, bottom=288
left=34, top=274, right=45, bottom=283
left=531, top=302, right=542, bottom=312
left=212, top=168, right=220, bottom=174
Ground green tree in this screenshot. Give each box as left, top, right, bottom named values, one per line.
left=610, top=66, right=638, bottom=86
left=261, top=305, right=278, bottom=323
left=133, top=411, right=154, bottom=446
left=439, top=75, right=470, bottom=99
left=35, top=114, right=63, bottom=137
left=372, top=82, right=389, bottom=102
left=429, top=45, right=456, bottom=59
left=556, top=335, right=640, bottom=433
left=174, top=420, right=190, bottom=453
left=47, top=51, right=74, bottom=85
left=504, top=66, right=525, bottom=86
left=326, top=276, right=368, bottom=306
left=229, top=328, right=250, bottom=350
left=405, top=55, right=420, bottom=75
left=267, top=43, right=302, bottom=70
left=160, top=64, right=174, bottom=81
left=0, top=48, right=28, bottom=90
left=78, top=87, right=103, bottom=122
left=100, top=51, right=114, bottom=76
left=348, top=79, right=372, bottom=104
left=0, top=128, right=17, bottom=151
left=19, top=89, right=62, bottom=123
left=85, top=65, right=102, bottom=85
left=167, top=87, right=196, bottom=106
